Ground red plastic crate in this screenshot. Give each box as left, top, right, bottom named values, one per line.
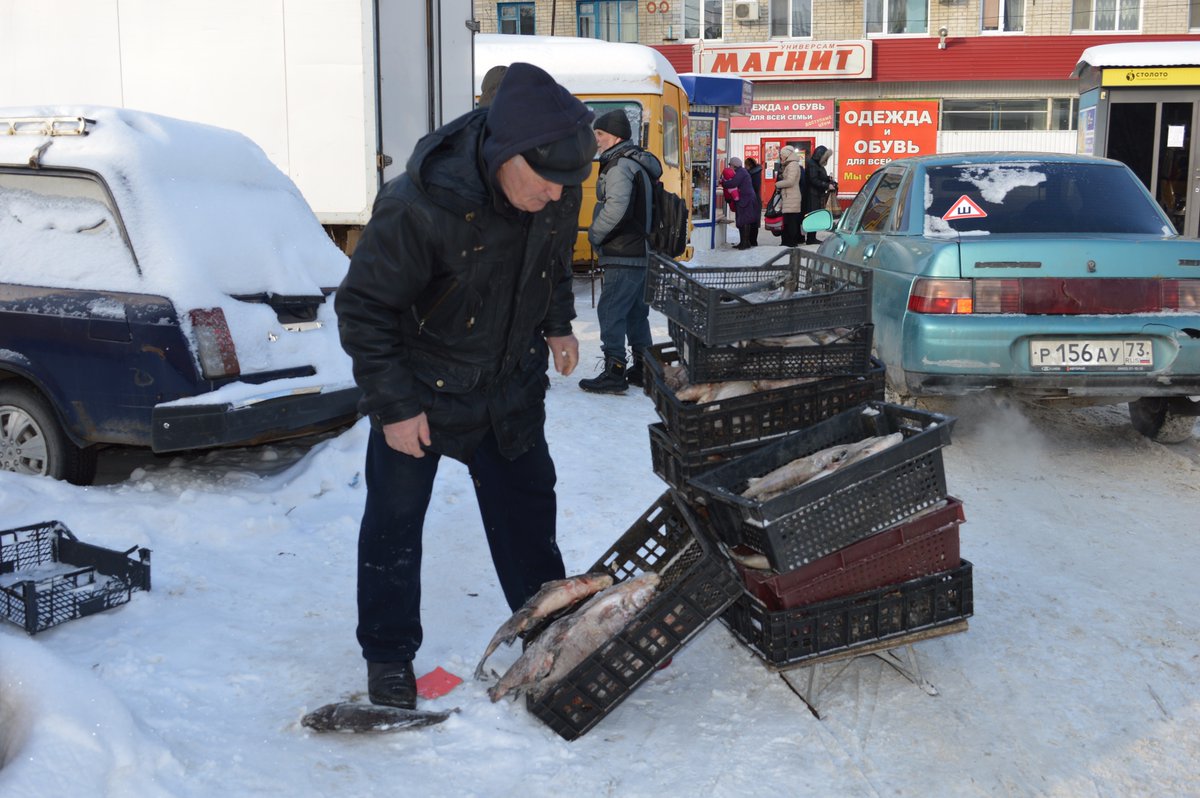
left=733, top=498, right=964, bottom=610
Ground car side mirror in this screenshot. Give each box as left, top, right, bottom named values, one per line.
left=802, top=209, right=833, bottom=233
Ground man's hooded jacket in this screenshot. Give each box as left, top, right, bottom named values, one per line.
left=334, top=64, right=589, bottom=462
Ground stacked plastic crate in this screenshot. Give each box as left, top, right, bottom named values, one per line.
left=644, top=250, right=973, bottom=671
left=643, top=250, right=883, bottom=506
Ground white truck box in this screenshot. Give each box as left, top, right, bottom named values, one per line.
left=0, top=0, right=474, bottom=239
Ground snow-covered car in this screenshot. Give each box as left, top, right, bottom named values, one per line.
left=0, top=108, right=360, bottom=484
left=802, top=152, right=1200, bottom=442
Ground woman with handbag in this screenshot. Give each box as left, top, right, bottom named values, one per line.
left=774, top=145, right=804, bottom=247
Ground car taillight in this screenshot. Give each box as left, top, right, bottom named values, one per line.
left=908, top=278, right=1200, bottom=314
left=908, top=279, right=974, bottom=314
left=188, top=308, right=240, bottom=378
left=1163, top=279, right=1200, bottom=311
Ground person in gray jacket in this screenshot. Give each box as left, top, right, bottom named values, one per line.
left=579, top=109, right=662, bottom=394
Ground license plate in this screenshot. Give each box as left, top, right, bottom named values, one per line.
left=1029, top=339, right=1153, bottom=371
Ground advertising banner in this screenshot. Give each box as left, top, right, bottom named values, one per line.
left=731, top=100, right=835, bottom=131
left=835, top=99, right=939, bottom=196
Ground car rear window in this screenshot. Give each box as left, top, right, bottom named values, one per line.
left=923, top=161, right=1174, bottom=237
left=0, top=170, right=139, bottom=285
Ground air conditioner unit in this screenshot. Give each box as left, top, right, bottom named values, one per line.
left=734, top=0, right=759, bottom=21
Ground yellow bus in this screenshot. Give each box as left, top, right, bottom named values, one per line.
left=474, top=34, right=691, bottom=268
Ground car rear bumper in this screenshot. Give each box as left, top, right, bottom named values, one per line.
left=151, top=383, right=361, bottom=453
left=898, top=315, right=1200, bottom=399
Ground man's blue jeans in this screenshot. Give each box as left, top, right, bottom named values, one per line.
left=596, top=265, right=653, bottom=362
left=355, top=426, right=565, bottom=663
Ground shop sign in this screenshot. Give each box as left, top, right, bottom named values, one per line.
left=697, top=41, right=872, bottom=81
left=731, top=100, right=835, bottom=131
left=1102, top=67, right=1200, bottom=87
left=836, top=100, right=939, bottom=196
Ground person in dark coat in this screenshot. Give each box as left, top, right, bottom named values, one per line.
left=744, top=156, right=763, bottom=206
left=802, top=145, right=837, bottom=244
left=334, top=62, right=596, bottom=710
left=729, top=156, right=760, bottom=247
left=721, top=161, right=759, bottom=250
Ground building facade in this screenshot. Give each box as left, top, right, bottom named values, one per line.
left=475, top=1, right=1200, bottom=227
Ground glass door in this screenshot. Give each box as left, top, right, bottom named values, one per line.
left=1106, top=93, right=1200, bottom=237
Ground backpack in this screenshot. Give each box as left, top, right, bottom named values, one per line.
left=626, top=156, right=689, bottom=258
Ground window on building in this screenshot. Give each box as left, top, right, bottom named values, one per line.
left=578, top=1, right=638, bottom=42
left=865, top=0, right=929, bottom=35
left=982, top=0, right=1024, bottom=32
left=770, top=0, right=812, bottom=37
left=684, top=0, right=723, bottom=40
left=498, top=3, right=535, bottom=34
left=1071, top=0, right=1139, bottom=31
left=941, top=98, right=1078, bottom=131
left=1192, top=0, right=1200, bottom=29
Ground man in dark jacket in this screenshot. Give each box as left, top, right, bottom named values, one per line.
left=803, top=145, right=837, bottom=244
left=334, top=63, right=596, bottom=709
left=579, top=109, right=661, bottom=394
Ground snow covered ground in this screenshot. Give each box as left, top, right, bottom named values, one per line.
left=2, top=242, right=1199, bottom=797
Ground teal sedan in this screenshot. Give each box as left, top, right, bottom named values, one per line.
left=802, top=152, right=1200, bottom=442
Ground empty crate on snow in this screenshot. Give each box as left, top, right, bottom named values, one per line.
left=689, top=402, right=956, bottom=572
left=0, top=520, right=151, bottom=634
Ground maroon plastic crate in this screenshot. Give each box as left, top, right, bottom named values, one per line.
left=733, top=497, right=964, bottom=610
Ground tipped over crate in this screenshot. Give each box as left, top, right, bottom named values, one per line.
left=689, top=402, right=956, bottom=573
left=733, top=498, right=965, bottom=610
left=644, top=343, right=884, bottom=454
left=723, top=561, right=974, bottom=668
left=527, top=491, right=741, bottom=741
left=0, top=521, right=151, bottom=634
left=646, top=250, right=871, bottom=347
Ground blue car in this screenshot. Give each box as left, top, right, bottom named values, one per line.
left=803, top=152, right=1200, bottom=442
left=0, top=108, right=360, bottom=484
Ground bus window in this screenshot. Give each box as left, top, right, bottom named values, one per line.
left=663, top=104, right=680, bottom=169
left=584, top=102, right=644, bottom=149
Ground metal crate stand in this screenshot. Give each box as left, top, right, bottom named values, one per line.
left=776, top=620, right=968, bottom=720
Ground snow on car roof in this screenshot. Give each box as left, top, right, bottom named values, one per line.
left=474, top=34, right=682, bottom=96
left=0, top=105, right=348, bottom=307
left=1073, top=41, right=1200, bottom=73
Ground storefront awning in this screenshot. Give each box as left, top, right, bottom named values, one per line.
left=678, top=74, right=754, bottom=114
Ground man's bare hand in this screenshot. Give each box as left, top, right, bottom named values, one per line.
left=382, top=414, right=431, bottom=458
left=547, top=334, right=579, bottom=377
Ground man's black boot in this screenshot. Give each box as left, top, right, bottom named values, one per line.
left=579, top=357, right=628, bottom=394
left=367, top=660, right=417, bottom=709
left=626, top=353, right=645, bottom=389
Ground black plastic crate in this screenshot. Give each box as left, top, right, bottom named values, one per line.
left=644, top=342, right=884, bottom=454
left=688, top=402, right=956, bottom=572
left=646, top=249, right=871, bottom=347
left=0, top=521, right=151, bottom=634
left=663, top=321, right=876, bottom=394
left=648, top=422, right=772, bottom=501
left=527, top=491, right=742, bottom=741
left=722, top=560, right=973, bottom=668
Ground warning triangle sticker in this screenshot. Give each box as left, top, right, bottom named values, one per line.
left=942, top=195, right=988, bottom=221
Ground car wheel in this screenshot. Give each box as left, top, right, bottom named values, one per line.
left=0, top=384, right=98, bottom=484
left=1128, top=397, right=1199, bottom=444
